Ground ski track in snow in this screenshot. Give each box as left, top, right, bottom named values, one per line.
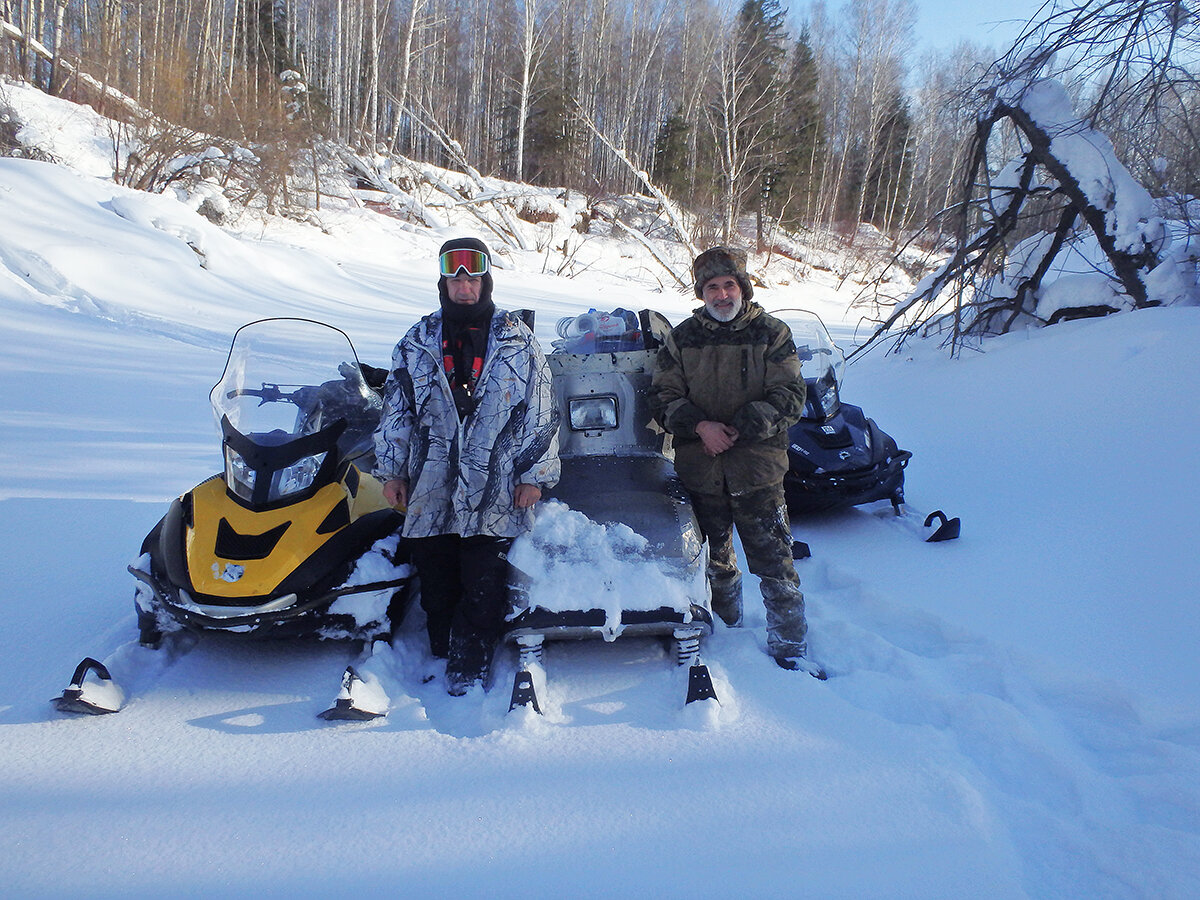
left=800, top=551, right=1200, bottom=898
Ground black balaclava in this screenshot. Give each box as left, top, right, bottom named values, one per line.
left=438, top=236, right=495, bottom=325
left=437, top=237, right=495, bottom=418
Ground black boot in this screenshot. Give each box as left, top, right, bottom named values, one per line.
left=709, top=573, right=743, bottom=627
left=773, top=643, right=827, bottom=680
left=445, top=630, right=494, bottom=696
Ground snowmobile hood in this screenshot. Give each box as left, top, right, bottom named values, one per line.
left=184, top=464, right=394, bottom=599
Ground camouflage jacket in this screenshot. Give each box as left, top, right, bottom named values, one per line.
left=651, top=302, right=805, bottom=495
left=374, top=308, right=560, bottom=538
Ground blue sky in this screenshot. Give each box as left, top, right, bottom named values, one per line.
left=912, top=0, right=1048, bottom=52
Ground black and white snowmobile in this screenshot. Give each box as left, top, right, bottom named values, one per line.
left=503, top=310, right=717, bottom=714
left=770, top=309, right=959, bottom=542
left=53, top=318, right=414, bottom=715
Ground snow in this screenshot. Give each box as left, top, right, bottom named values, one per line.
left=1, top=85, right=1198, bottom=898
left=508, top=499, right=706, bottom=629
left=325, top=533, right=412, bottom=638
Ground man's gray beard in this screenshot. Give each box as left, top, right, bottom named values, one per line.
left=706, top=298, right=742, bottom=322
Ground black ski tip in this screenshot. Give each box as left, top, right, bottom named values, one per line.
left=317, top=666, right=387, bottom=721
left=923, top=510, right=961, bottom=542
left=52, top=691, right=120, bottom=715
left=685, top=663, right=719, bottom=705
left=51, top=657, right=122, bottom=715
left=508, top=670, right=542, bottom=714
left=317, top=698, right=386, bottom=721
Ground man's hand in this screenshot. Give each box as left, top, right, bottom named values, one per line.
left=383, top=478, right=408, bottom=509
left=696, top=420, right=739, bottom=457
left=514, top=483, right=543, bottom=509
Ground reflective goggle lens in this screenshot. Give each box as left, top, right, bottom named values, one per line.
left=439, top=249, right=490, bottom=277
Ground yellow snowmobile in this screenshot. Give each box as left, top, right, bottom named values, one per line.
left=54, top=319, right=412, bottom=715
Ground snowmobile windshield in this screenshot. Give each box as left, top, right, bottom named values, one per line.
left=769, top=309, right=845, bottom=385
left=210, top=318, right=382, bottom=463
left=768, top=309, right=847, bottom=421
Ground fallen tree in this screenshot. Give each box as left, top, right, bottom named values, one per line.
left=853, top=76, right=1175, bottom=356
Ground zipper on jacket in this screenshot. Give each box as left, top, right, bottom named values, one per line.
left=417, top=313, right=521, bottom=443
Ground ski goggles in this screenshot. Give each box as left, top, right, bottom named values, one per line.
left=439, top=248, right=490, bottom=277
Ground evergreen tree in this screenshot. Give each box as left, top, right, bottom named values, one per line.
left=242, top=0, right=295, bottom=78
left=773, top=31, right=823, bottom=227
left=862, top=91, right=913, bottom=230
left=733, top=0, right=787, bottom=248
left=523, top=50, right=580, bottom=186
left=651, top=106, right=692, bottom=199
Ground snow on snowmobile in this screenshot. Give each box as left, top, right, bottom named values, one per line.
left=770, top=308, right=959, bottom=543
left=503, top=309, right=717, bottom=714
left=53, top=318, right=414, bottom=715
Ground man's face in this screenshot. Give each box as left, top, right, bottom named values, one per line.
left=702, top=276, right=743, bottom=322
left=446, top=273, right=483, bottom=304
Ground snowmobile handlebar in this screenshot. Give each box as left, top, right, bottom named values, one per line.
left=795, top=345, right=834, bottom=362
left=225, top=383, right=315, bottom=407
left=227, top=383, right=285, bottom=403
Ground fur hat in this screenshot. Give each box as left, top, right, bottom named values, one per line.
left=437, top=236, right=494, bottom=309
left=692, top=246, right=753, bottom=301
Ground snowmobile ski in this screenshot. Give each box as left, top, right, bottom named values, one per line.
left=51, top=657, right=124, bottom=715
left=508, top=635, right=544, bottom=714
left=922, top=509, right=961, bottom=542
left=50, top=630, right=197, bottom=717
left=675, top=627, right=720, bottom=705
left=318, top=666, right=387, bottom=721
left=881, top=497, right=962, bottom=543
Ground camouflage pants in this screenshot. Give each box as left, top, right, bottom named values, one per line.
left=690, top=483, right=808, bottom=659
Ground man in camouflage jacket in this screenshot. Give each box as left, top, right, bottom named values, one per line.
left=375, top=237, right=560, bottom=694
left=652, top=246, right=819, bottom=674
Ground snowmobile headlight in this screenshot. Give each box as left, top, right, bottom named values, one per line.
left=224, top=445, right=257, bottom=501
left=817, top=379, right=840, bottom=419
left=568, top=395, right=618, bottom=431
left=273, top=452, right=328, bottom=500
left=804, top=372, right=840, bottom=421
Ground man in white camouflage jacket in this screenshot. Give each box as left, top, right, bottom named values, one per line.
left=375, top=237, right=560, bottom=695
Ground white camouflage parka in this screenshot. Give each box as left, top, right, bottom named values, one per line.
left=374, top=309, right=560, bottom=539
